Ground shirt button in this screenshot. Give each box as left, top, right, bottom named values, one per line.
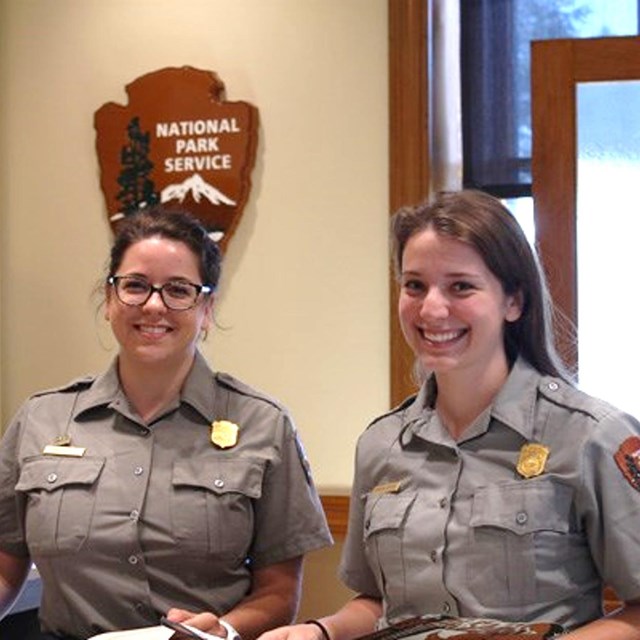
left=548, top=381, right=559, bottom=391
left=430, top=550, right=438, bottom=562
left=129, top=509, right=140, bottom=522
left=133, top=466, right=144, bottom=476
left=516, top=511, right=528, bottom=525
left=439, top=497, right=448, bottom=508
left=442, top=602, right=451, bottom=614
left=47, top=473, right=58, bottom=483
left=128, top=555, right=139, bottom=565
left=214, top=478, right=225, bottom=488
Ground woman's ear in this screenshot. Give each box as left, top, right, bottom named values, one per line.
left=505, top=290, right=524, bottom=322
left=104, top=290, right=112, bottom=321
left=202, top=295, right=215, bottom=331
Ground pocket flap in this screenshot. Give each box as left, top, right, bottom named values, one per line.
left=16, top=456, right=105, bottom=493
left=470, top=478, right=572, bottom=535
left=364, top=492, right=416, bottom=536
left=173, top=458, right=264, bottom=499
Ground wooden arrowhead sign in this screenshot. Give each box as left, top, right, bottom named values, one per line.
left=94, top=66, right=259, bottom=250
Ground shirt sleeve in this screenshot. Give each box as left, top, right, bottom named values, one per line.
left=249, top=411, right=333, bottom=567
left=338, top=435, right=382, bottom=598
left=578, top=408, right=640, bottom=601
left=0, top=404, right=30, bottom=557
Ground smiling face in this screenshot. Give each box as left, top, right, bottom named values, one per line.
left=398, top=227, right=522, bottom=381
left=106, top=236, right=213, bottom=372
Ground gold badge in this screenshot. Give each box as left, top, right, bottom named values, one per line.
left=211, top=420, right=239, bottom=449
left=517, top=443, right=549, bottom=479
left=53, top=434, right=72, bottom=446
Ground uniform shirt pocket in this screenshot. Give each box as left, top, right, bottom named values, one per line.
left=16, top=456, right=105, bottom=555
left=171, top=457, right=264, bottom=558
left=363, top=492, right=417, bottom=607
left=467, top=478, right=573, bottom=607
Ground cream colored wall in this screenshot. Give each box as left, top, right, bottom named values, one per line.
left=0, top=0, right=389, bottom=490
left=297, top=539, right=355, bottom=621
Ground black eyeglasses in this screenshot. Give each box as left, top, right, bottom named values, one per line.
left=108, top=275, right=213, bottom=311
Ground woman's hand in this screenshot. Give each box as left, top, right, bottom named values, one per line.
left=164, top=556, right=303, bottom=640
left=165, top=607, right=227, bottom=638
left=257, top=596, right=382, bottom=640
left=258, top=623, right=325, bottom=640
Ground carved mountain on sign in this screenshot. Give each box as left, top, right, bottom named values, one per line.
left=161, top=173, right=236, bottom=207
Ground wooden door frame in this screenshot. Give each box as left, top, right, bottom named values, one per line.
left=531, top=36, right=640, bottom=371
left=389, top=0, right=431, bottom=406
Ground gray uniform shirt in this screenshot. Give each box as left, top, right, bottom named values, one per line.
left=0, top=352, right=332, bottom=638
left=339, top=358, right=640, bottom=631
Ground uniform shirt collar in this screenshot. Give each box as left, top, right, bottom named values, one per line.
left=401, top=357, right=541, bottom=445
left=490, top=357, right=541, bottom=440
left=73, top=361, right=120, bottom=417
left=180, top=350, right=218, bottom=422
left=73, top=350, right=218, bottom=424
left=401, top=377, right=453, bottom=447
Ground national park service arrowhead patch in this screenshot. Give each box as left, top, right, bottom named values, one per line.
left=614, top=436, right=640, bottom=492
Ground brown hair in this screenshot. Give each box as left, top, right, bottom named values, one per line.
left=391, top=189, right=573, bottom=380
left=107, top=204, right=222, bottom=289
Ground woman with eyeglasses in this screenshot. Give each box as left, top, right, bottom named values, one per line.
left=0, top=205, right=332, bottom=640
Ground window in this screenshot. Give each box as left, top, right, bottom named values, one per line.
left=461, top=0, right=639, bottom=198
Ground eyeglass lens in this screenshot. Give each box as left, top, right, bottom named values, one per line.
left=113, top=277, right=201, bottom=310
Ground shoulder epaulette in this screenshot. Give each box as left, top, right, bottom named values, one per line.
left=366, top=393, right=418, bottom=430
left=537, top=375, right=616, bottom=421
left=214, top=372, right=283, bottom=411
left=30, top=375, right=96, bottom=399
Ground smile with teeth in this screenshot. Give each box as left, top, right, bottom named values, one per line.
left=137, top=324, right=172, bottom=335
left=421, top=328, right=467, bottom=344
